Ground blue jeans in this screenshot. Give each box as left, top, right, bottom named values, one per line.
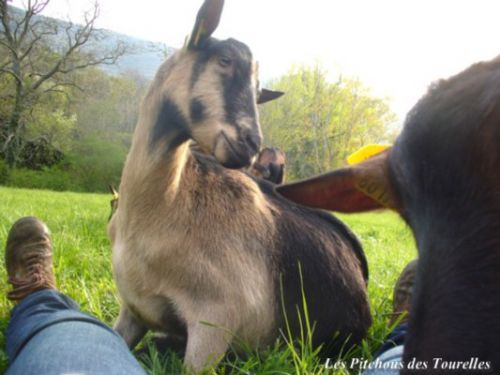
left=363, top=324, right=407, bottom=375
left=6, top=289, right=146, bottom=375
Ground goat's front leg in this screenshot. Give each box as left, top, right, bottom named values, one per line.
left=114, top=305, right=147, bottom=349
left=183, top=315, right=235, bottom=373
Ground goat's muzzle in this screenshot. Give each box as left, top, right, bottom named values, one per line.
left=215, top=129, right=261, bottom=169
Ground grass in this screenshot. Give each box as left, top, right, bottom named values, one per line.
left=0, top=186, right=416, bottom=374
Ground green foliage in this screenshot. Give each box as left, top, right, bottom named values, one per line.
left=0, top=62, right=146, bottom=192
left=26, top=97, right=77, bottom=154
left=5, top=138, right=128, bottom=193
left=66, top=137, right=128, bottom=192
left=71, top=67, right=148, bottom=143
left=260, top=64, right=398, bottom=180
left=7, top=165, right=77, bottom=191
left=0, top=3, right=126, bottom=168
left=0, top=187, right=416, bottom=374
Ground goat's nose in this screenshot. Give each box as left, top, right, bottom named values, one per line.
left=244, top=131, right=261, bottom=156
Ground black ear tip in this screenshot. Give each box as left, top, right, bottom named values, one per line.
left=263, top=89, right=285, bottom=97
left=269, top=91, right=285, bottom=100
left=257, top=89, right=285, bottom=104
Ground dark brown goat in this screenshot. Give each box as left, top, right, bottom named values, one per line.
left=277, top=56, right=500, bottom=374
left=108, top=0, right=371, bottom=371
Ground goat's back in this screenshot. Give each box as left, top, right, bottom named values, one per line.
left=193, top=152, right=371, bottom=353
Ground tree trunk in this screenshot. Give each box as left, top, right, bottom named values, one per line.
left=5, top=80, right=24, bottom=168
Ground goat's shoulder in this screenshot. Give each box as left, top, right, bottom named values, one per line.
left=184, top=151, right=275, bottom=225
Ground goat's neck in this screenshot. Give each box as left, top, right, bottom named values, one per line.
left=405, top=222, right=500, bottom=360
left=122, top=94, right=191, bottom=203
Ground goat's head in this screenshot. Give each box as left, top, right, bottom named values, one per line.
left=276, top=56, right=500, bottom=223
left=249, top=147, right=286, bottom=184
left=277, top=56, right=500, bottom=360
left=147, top=0, right=282, bottom=169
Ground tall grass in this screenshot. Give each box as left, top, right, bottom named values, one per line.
left=0, top=186, right=415, bottom=374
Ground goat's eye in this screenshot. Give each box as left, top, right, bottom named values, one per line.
left=218, top=56, right=232, bottom=68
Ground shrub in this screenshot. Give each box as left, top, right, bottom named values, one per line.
left=19, top=138, right=64, bottom=170
left=7, top=165, right=78, bottom=192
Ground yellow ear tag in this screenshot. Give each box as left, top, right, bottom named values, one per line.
left=347, top=144, right=392, bottom=165
left=347, top=144, right=397, bottom=210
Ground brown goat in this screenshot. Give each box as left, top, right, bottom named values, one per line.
left=108, top=0, right=371, bottom=371
left=277, top=56, right=500, bottom=374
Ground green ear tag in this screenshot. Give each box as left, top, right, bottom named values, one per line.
left=347, top=144, right=391, bottom=165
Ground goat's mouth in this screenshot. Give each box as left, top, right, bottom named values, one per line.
left=251, top=163, right=271, bottom=179
left=214, top=131, right=252, bottom=169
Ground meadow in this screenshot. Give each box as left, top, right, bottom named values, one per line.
left=0, top=186, right=415, bottom=374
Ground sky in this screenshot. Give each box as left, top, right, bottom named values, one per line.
left=10, top=0, right=500, bottom=122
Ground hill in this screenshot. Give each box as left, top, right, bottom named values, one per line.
left=3, top=6, right=173, bottom=79
left=97, top=29, right=174, bottom=79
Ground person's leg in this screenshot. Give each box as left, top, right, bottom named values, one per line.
left=373, top=323, right=407, bottom=359
left=4, top=217, right=146, bottom=375
left=6, top=290, right=146, bottom=375
left=363, top=259, right=418, bottom=375
left=363, top=345, right=405, bottom=375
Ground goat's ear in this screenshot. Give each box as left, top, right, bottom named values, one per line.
left=256, top=148, right=274, bottom=164
left=276, top=150, right=401, bottom=213
left=258, top=89, right=284, bottom=104
left=188, top=0, right=224, bottom=49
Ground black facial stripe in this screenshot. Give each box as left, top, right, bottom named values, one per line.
left=222, top=59, right=255, bottom=121
left=223, top=79, right=256, bottom=138
left=222, top=42, right=255, bottom=128
left=150, top=98, right=190, bottom=151
left=190, top=98, right=205, bottom=123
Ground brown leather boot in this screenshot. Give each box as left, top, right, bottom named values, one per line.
left=5, top=217, right=57, bottom=302
left=389, top=259, right=418, bottom=326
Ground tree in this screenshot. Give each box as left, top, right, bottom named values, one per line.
left=70, top=67, right=148, bottom=144
left=0, top=0, right=126, bottom=167
left=260, top=64, right=397, bottom=180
